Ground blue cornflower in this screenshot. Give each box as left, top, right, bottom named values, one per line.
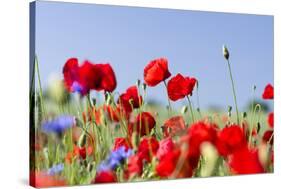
left=47, top=163, right=64, bottom=175
left=42, top=115, right=75, bottom=134
left=97, top=146, right=133, bottom=172
left=71, top=81, right=84, bottom=94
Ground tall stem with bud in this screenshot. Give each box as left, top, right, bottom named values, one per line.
left=223, top=45, right=240, bottom=125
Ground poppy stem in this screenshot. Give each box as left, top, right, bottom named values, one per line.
left=248, top=104, right=261, bottom=147
left=35, top=55, right=46, bottom=116
left=226, top=59, right=240, bottom=125
left=196, top=82, right=202, bottom=118
left=186, top=96, right=195, bottom=123
left=87, top=94, right=92, bottom=109
left=163, top=80, right=172, bottom=115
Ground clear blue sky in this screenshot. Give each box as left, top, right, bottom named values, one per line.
left=35, top=1, right=273, bottom=111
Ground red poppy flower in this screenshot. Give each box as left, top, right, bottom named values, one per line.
left=113, top=137, right=132, bottom=151
left=156, top=148, right=193, bottom=178
left=156, top=137, right=174, bottom=160
left=262, top=84, right=274, bottom=99
left=118, top=86, right=143, bottom=113
left=65, top=152, right=74, bottom=164
left=94, top=63, right=117, bottom=92
left=144, top=58, right=171, bottom=86
left=102, top=105, right=119, bottom=122
left=30, top=171, right=66, bottom=187
left=163, top=116, right=186, bottom=137
left=133, top=112, right=156, bottom=136
left=181, top=122, right=217, bottom=157
left=216, top=125, right=246, bottom=157
left=138, top=137, right=159, bottom=162
left=73, top=145, right=93, bottom=159
left=63, top=58, right=117, bottom=95
left=262, top=130, right=273, bottom=145
left=79, top=60, right=102, bottom=90
left=126, top=154, right=143, bottom=177
left=156, top=149, right=181, bottom=177
left=228, top=146, right=264, bottom=174
left=267, top=112, right=274, bottom=128
left=82, top=107, right=103, bottom=125
left=167, top=73, right=197, bottom=101
left=92, top=171, right=117, bottom=183
left=65, top=144, right=93, bottom=164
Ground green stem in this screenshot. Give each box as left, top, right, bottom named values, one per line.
left=248, top=104, right=261, bottom=147
left=196, top=82, right=202, bottom=118
left=163, top=80, right=172, bottom=115
left=186, top=96, right=195, bottom=123
left=35, top=55, right=46, bottom=116
left=87, top=94, right=93, bottom=109
left=227, top=59, right=240, bottom=125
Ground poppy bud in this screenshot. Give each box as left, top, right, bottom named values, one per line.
left=105, top=92, right=110, bottom=101
left=181, top=105, right=188, bottom=114
left=87, top=162, right=94, bottom=172
left=136, top=79, right=141, bottom=87
left=223, top=45, right=229, bottom=60
left=78, top=133, right=87, bottom=147
left=227, top=106, right=232, bottom=117
left=257, top=122, right=261, bottom=134
left=253, top=85, right=257, bottom=91
left=105, top=93, right=112, bottom=105
left=129, top=98, right=134, bottom=107
left=142, top=83, right=147, bottom=91
left=92, top=98, right=96, bottom=106
left=242, top=112, right=247, bottom=118
left=75, top=117, right=83, bottom=128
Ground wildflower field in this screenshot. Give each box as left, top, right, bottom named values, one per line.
left=30, top=46, right=274, bottom=187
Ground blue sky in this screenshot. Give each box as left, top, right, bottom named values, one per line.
left=35, top=1, right=273, bottom=110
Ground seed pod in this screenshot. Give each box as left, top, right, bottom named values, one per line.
left=223, top=45, right=230, bottom=60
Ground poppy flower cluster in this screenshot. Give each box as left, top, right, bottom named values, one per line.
left=143, top=57, right=197, bottom=102
left=32, top=55, right=274, bottom=187
left=261, top=83, right=274, bottom=147
left=167, top=74, right=197, bottom=101
left=63, top=58, right=116, bottom=95
left=118, top=85, right=143, bottom=114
